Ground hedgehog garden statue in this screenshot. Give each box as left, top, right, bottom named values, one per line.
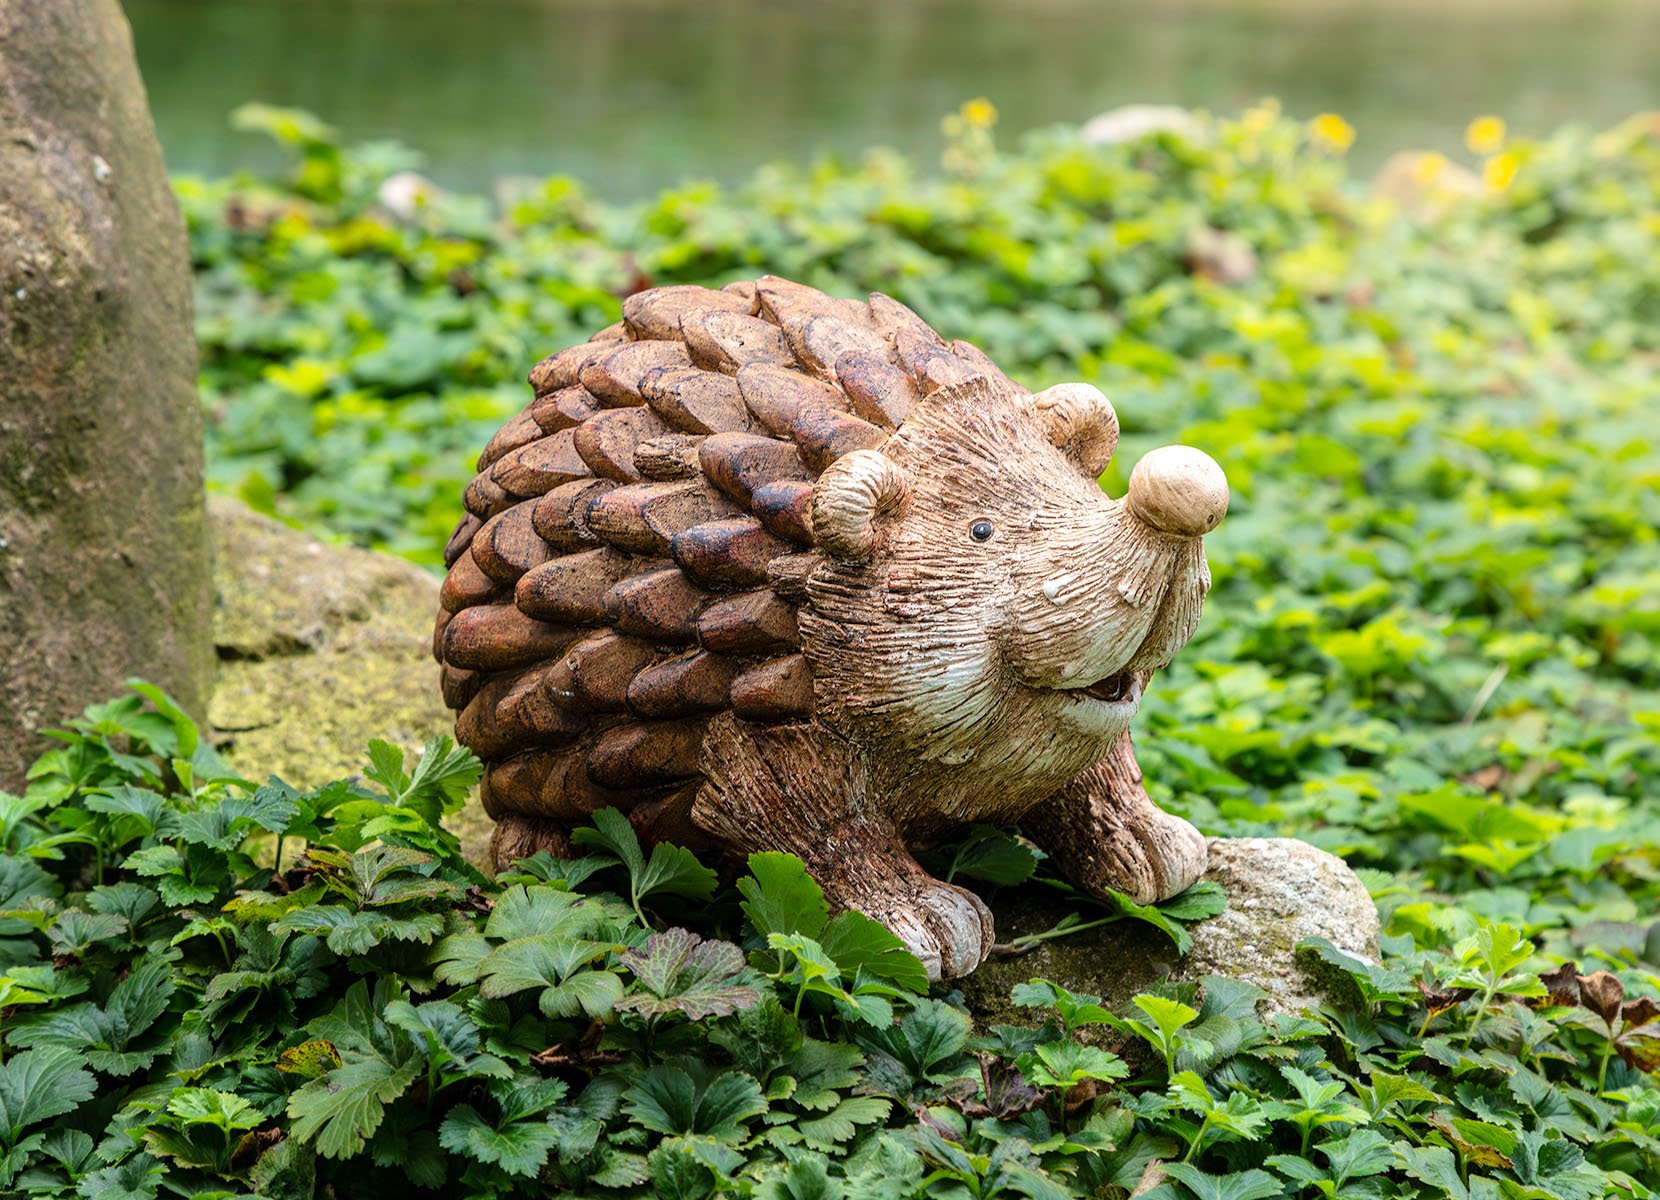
left=435, top=276, right=1228, bottom=979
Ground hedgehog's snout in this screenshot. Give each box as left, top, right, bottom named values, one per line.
left=1124, top=445, right=1229, bottom=538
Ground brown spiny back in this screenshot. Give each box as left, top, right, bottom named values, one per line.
left=435, top=276, right=1016, bottom=856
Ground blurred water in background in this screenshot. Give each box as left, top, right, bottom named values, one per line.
left=127, top=0, right=1660, bottom=195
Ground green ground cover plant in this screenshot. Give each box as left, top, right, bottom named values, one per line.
left=0, top=685, right=1655, bottom=1198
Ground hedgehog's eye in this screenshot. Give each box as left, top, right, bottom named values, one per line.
left=970, top=520, right=995, bottom=542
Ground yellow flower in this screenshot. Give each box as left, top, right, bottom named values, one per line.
left=1465, top=115, right=1507, bottom=156
left=1310, top=113, right=1355, bottom=153
left=961, top=98, right=998, bottom=129
left=1483, top=151, right=1520, bottom=192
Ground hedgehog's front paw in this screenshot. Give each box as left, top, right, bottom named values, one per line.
left=857, top=879, right=994, bottom=981
left=1141, top=808, right=1208, bottom=902
left=1090, top=807, right=1208, bottom=907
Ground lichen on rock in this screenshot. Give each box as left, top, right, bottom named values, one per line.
left=960, top=837, right=1380, bottom=1025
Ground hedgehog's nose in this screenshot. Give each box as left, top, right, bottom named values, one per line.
left=1125, top=445, right=1229, bottom=538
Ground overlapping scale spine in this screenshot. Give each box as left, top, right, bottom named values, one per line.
left=436, top=276, right=994, bottom=855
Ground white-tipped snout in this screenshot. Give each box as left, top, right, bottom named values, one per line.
left=1126, top=445, right=1229, bottom=538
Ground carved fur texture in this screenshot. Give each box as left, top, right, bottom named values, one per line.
left=435, top=275, right=1226, bottom=978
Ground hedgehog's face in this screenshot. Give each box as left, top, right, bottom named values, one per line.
left=802, top=376, right=1226, bottom=790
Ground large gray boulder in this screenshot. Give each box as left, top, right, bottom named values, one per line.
left=0, top=0, right=213, bottom=787
left=960, top=837, right=1380, bottom=1022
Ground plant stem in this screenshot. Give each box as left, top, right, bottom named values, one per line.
left=990, top=913, right=1127, bottom=958
left=1596, top=1037, right=1614, bottom=1097
left=1462, top=982, right=1499, bottom=1043
left=1183, top=1114, right=1213, bottom=1164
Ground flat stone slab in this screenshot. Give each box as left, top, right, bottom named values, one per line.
left=962, top=837, right=1380, bottom=1023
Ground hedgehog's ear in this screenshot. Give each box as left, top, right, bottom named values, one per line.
left=1035, top=382, right=1120, bottom=477
left=811, top=449, right=912, bottom=562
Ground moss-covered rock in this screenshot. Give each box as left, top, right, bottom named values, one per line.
left=205, top=497, right=492, bottom=863
left=962, top=837, right=1379, bottom=1025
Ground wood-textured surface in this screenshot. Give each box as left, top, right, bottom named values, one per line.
left=437, top=275, right=1227, bottom=979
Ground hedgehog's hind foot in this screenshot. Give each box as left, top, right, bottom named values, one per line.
left=689, top=717, right=994, bottom=979
left=818, top=828, right=995, bottom=981
left=1021, top=731, right=1208, bottom=907
left=845, top=865, right=995, bottom=982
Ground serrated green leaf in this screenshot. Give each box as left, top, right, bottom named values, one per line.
left=819, top=910, right=929, bottom=994
left=573, top=809, right=716, bottom=917
left=273, top=905, right=443, bottom=954
left=0, top=854, right=59, bottom=937
left=400, top=736, right=483, bottom=821
left=945, top=825, right=1039, bottom=886
left=1020, top=1041, right=1129, bottom=1089
left=540, top=968, right=626, bottom=1018
left=77, top=1151, right=164, bottom=1200
left=0, top=1047, right=95, bottom=1149
left=615, top=927, right=760, bottom=1020
left=1318, top=1128, right=1397, bottom=1184
left=856, top=998, right=971, bottom=1088
left=248, top=1135, right=315, bottom=1200
left=9, top=956, right=174, bottom=1077
left=483, top=884, right=601, bottom=942
left=1396, top=1144, right=1471, bottom=1200
left=46, top=909, right=128, bottom=954
left=438, top=1104, right=557, bottom=1177
left=1157, top=880, right=1228, bottom=922
left=786, top=1038, right=866, bottom=1111
left=384, top=998, right=511, bottom=1079
left=1156, top=1162, right=1285, bottom=1200
left=1134, top=993, right=1200, bottom=1041
left=287, top=1054, right=421, bottom=1158
left=739, top=852, right=830, bottom=938
left=589, top=1148, right=650, bottom=1188
left=623, top=1066, right=768, bottom=1143
left=84, top=786, right=167, bottom=832
left=476, top=934, right=610, bottom=1002
left=496, top=851, right=612, bottom=889
left=429, top=930, right=492, bottom=985
left=572, top=807, right=645, bottom=874
left=795, top=1096, right=891, bottom=1153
